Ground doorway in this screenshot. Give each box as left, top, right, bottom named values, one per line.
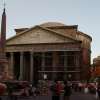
left=33, top=53, right=42, bottom=85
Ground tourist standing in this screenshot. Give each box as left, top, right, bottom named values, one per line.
left=51, top=80, right=61, bottom=100
left=0, top=83, right=7, bottom=100
left=63, top=81, right=72, bottom=100
left=97, top=82, right=100, bottom=99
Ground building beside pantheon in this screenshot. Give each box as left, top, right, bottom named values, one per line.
left=5, top=22, right=92, bottom=82
left=91, top=56, right=100, bottom=78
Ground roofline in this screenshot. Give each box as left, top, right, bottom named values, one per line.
left=6, top=25, right=38, bottom=42
left=38, top=25, right=80, bottom=42
left=15, top=28, right=29, bottom=33
left=77, top=31, right=92, bottom=41
left=46, top=25, right=78, bottom=29
left=7, top=25, right=81, bottom=43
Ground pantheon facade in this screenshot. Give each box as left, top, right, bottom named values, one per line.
left=5, top=22, right=92, bottom=83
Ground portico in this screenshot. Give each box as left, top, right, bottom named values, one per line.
left=6, top=43, right=81, bottom=83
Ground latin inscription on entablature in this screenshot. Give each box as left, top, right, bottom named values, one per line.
left=6, top=43, right=81, bottom=52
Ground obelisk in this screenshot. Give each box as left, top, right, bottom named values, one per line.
left=0, top=7, right=8, bottom=79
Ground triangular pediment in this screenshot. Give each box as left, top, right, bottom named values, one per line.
left=6, top=26, right=78, bottom=45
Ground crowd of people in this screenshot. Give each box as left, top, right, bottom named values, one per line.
left=50, top=80, right=72, bottom=100
left=0, top=79, right=72, bottom=100
left=0, top=79, right=100, bottom=100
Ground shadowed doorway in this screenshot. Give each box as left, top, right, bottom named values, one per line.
left=33, top=52, right=42, bottom=85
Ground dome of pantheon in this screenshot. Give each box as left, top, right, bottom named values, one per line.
left=39, top=22, right=66, bottom=27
